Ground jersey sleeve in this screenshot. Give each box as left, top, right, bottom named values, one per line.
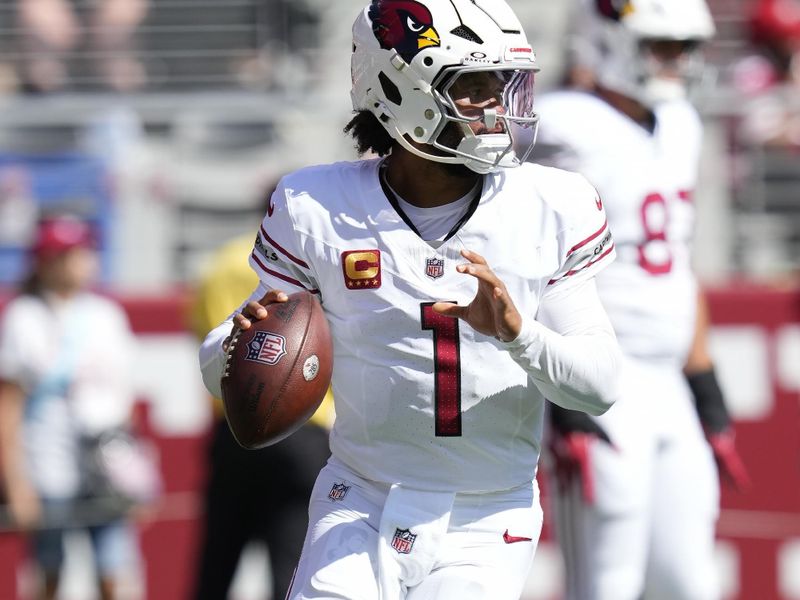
left=505, top=278, right=621, bottom=415
left=547, top=175, right=616, bottom=291
left=249, top=180, right=320, bottom=295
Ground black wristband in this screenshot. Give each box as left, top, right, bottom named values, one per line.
left=686, top=368, right=731, bottom=434
left=548, top=403, right=611, bottom=443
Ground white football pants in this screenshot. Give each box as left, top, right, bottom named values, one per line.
left=549, top=356, right=720, bottom=600
left=286, top=457, right=542, bottom=600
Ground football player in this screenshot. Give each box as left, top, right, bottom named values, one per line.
left=200, top=1, right=622, bottom=598
left=525, top=1, right=749, bottom=599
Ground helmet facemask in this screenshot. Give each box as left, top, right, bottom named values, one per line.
left=636, top=38, right=708, bottom=105
left=425, top=66, right=539, bottom=174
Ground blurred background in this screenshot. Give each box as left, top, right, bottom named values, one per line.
left=0, top=0, right=797, bottom=598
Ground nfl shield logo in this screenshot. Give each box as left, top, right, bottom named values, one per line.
left=245, top=331, right=287, bottom=365
left=391, top=528, right=417, bottom=554
left=425, top=257, right=445, bottom=280
left=328, top=482, right=350, bottom=502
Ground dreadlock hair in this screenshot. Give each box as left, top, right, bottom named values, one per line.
left=344, top=110, right=395, bottom=157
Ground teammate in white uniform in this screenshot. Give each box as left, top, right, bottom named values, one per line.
left=200, top=1, right=622, bottom=598
left=527, top=1, right=750, bottom=599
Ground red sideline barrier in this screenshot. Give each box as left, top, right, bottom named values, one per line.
left=706, top=285, right=800, bottom=600
left=0, top=286, right=797, bottom=599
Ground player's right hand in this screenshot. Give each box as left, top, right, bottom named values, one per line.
left=432, top=249, right=522, bottom=342
left=233, top=290, right=288, bottom=330
left=224, top=290, right=288, bottom=351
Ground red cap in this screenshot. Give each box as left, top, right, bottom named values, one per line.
left=32, top=218, right=96, bottom=259
left=750, top=0, right=800, bottom=46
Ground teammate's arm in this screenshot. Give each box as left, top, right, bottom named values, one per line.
left=685, top=290, right=750, bottom=491
left=434, top=249, right=621, bottom=416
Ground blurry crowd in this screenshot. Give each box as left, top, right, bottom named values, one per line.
left=0, top=0, right=324, bottom=94
left=734, top=0, right=800, bottom=148
left=2, top=0, right=150, bottom=93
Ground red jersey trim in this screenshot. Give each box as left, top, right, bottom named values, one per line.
left=566, top=219, right=609, bottom=257
left=250, top=252, right=319, bottom=294
left=548, top=243, right=615, bottom=285
left=260, top=225, right=310, bottom=269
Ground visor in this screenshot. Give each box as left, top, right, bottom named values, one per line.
left=438, top=67, right=538, bottom=127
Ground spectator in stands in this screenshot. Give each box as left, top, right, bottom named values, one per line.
left=733, top=0, right=800, bottom=147
left=189, top=189, right=333, bottom=600
left=0, top=216, right=144, bottom=600
left=16, top=0, right=150, bottom=93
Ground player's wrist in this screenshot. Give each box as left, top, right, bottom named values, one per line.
left=686, top=367, right=731, bottom=434
left=500, top=315, right=534, bottom=347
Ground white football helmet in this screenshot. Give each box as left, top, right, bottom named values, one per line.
left=570, top=0, right=716, bottom=106
left=351, top=0, right=540, bottom=174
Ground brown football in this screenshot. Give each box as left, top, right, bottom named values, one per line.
left=221, top=290, right=332, bottom=449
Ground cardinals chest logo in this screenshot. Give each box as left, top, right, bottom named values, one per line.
left=369, top=0, right=441, bottom=62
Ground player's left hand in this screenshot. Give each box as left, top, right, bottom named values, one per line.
left=707, top=429, right=751, bottom=492
left=432, top=249, right=522, bottom=342
left=549, top=431, right=598, bottom=504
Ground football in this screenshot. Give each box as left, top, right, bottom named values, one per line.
left=221, top=290, right=332, bottom=449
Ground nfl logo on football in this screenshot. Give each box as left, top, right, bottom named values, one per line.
left=425, top=257, right=445, bottom=280
left=245, top=331, right=287, bottom=365
left=328, top=482, right=350, bottom=502
left=391, top=528, right=417, bottom=554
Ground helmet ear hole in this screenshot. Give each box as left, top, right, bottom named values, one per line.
left=379, top=72, right=403, bottom=106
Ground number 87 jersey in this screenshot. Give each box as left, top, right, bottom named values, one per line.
left=533, top=91, right=702, bottom=365
left=251, top=157, right=614, bottom=493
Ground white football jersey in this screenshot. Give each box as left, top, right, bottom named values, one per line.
left=250, top=158, right=613, bottom=492
left=534, top=91, right=702, bottom=363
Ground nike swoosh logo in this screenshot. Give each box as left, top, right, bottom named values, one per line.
left=267, top=198, right=275, bottom=217
left=503, top=529, right=532, bottom=544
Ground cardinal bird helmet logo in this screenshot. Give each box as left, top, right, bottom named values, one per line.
left=369, top=0, right=440, bottom=62
left=595, top=0, right=634, bottom=21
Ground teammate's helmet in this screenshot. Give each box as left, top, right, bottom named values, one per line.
left=570, top=0, right=716, bottom=107
left=351, top=0, right=540, bottom=174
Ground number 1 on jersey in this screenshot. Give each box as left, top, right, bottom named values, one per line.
left=421, top=303, right=462, bottom=437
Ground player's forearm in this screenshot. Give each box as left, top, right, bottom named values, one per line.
left=199, top=318, right=232, bottom=399
left=504, top=318, right=621, bottom=415
left=506, top=278, right=621, bottom=415
left=684, top=289, right=714, bottom=374
left=198, top=283, right=269, bottom=399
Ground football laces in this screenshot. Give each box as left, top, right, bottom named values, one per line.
left=222, top=328, right=243, bottom=380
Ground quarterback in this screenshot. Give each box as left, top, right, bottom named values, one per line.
left=200, top=1, right=621, bottom=598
